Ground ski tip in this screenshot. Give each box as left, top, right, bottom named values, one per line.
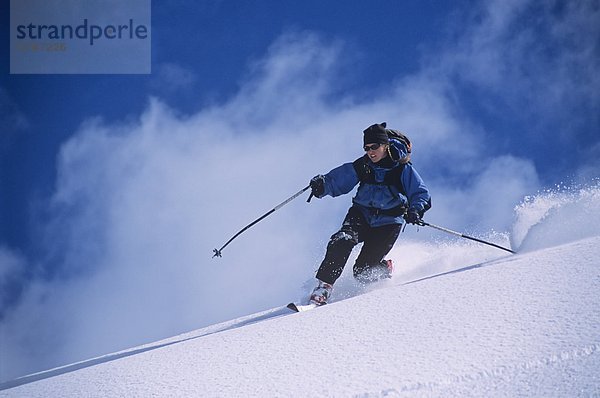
left=286, top=302, right=300, bottom=312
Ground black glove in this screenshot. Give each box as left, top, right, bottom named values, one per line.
left=309, top=175, right=325, bottom=198
left=404, top=209, right=422, bottom=225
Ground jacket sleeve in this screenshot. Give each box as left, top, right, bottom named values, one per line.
left=322, top=163, right=360, bottom=197
left=400, top=164, right=431, bottom=212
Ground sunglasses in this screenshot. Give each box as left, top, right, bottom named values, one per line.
left=363, top=143, right=382, bottom=151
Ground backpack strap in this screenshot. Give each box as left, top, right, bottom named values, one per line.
left=352, top=155, right=372, bottom=183
left=352, top=155, right=407, bottom=197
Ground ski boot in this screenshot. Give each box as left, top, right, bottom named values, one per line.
left=382, top=259, right=394, bottom=277
left=309, top=280, right=333, bottom=306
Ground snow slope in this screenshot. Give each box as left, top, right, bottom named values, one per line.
left=1, top=186, right=599, bottom=397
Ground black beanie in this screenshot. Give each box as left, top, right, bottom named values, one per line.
left=363, top=122, right=389, bottom=145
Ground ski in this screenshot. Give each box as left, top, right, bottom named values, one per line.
left=286, top=302, right=321, bottom=312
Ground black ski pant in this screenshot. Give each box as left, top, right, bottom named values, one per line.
left=315, top=206, right=402, bottom=285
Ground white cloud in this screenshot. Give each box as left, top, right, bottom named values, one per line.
left=0, top=248, right=27, bottom=315
left=0, top=247, right=24, bottom=282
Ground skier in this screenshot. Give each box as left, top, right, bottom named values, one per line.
left=307, top=122, right=431, bottom=305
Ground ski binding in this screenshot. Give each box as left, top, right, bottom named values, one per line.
left=287, top=302, right=322, bottom=312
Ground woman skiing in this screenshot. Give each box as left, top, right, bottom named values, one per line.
left=307, top=122, right=431, bottom=305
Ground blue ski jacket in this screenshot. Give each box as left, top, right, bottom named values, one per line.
left=319, top=140, right=431, bottom=227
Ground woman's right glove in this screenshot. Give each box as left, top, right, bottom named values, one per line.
left=309, top=175, right=325, bottom=198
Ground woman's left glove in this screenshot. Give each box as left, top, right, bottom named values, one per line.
left=404, top=209, right=422, bottom=225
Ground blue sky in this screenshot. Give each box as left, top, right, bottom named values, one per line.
left=1, top=0, right=599, bottom=381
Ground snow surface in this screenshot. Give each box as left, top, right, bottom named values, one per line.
left=1, top=186, right=599, bottom=397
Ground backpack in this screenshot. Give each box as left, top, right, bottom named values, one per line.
left=381, top=122, right=411, bottom=157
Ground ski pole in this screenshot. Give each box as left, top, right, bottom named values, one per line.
left=419, top=221, right=516, bottom=254
left=213, top=186, right=311, bottom=258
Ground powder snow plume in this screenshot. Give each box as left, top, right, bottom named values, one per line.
left=373, top=181, right=600, bottom=290
left=511, top=181, right=600, bottom=252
